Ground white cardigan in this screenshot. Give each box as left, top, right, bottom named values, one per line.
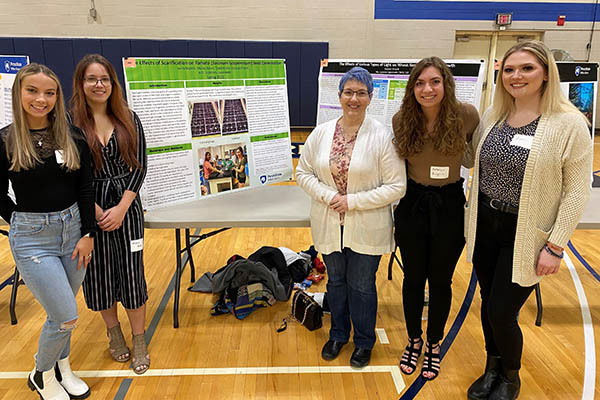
left=464, top=109, right=593, bottom=286
left=296, top=116, right=407, bottom=256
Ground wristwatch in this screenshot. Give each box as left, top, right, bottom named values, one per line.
left=84, top=231, right=96, bottom=238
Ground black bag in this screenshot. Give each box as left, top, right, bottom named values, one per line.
left=291, top=290, right=323, bottom=331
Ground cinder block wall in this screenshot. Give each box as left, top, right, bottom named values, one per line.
left=2, top=0, right=599, bottom=126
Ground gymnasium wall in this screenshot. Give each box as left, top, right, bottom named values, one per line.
left=0, top=37, right=328, bottom=127
left=2, top=0, right=600, bottom=126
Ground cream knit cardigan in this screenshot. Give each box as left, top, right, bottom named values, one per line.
left=296, top=116, right=407, bottom=256
left=464, top=109, right=593, bottom=287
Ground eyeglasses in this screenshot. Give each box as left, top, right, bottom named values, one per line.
left=341, top=89, right=370, bottom=98
left=84, top=77, right=111, bottom=86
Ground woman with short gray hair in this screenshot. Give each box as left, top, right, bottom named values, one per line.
left=296, top=67, right=406, bottom=368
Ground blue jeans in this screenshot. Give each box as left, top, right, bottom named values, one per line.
left=322, top=248, right=381, bottom=349
left=9, top=203, right=86, bottom=372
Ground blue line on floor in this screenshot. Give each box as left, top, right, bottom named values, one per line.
left=568, top=240, right=600, bottom=283
left=113, top=229, right=197, bottom=400
left=399, top=270, right=478, bottom=399
left=0, top=274, right=14, bottom=292
left=113, top=379, right=132, bottom=400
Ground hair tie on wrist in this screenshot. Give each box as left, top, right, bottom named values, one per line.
left=543, top=244, right=563, bottom=259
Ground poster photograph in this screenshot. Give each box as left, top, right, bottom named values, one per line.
left=123, top=58, right=293, bottom=209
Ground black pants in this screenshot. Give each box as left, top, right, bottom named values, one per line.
left=394, top=179, right=465, bottom=343
left=473, top=198, right=534, bottom=371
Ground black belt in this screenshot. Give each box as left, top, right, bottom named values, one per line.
left=479, top=192, right=519, bottom=215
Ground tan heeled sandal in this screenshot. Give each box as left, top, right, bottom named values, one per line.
left=107, top=323, right=130, bottom=363
left=131, top=333, right=150, bottom=375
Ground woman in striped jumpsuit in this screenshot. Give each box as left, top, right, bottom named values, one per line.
left=70, top=54, right=149, bottom=374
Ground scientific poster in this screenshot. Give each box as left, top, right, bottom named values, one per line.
left=0, top=55, right=29, bottom=128
left=123, top=58, right=293, bottom=210
left=317, top=59, right=486, bottom=126
left=557, top=62, right=598, bottom=136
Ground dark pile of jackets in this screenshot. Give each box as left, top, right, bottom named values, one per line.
left=189, top=246, right=313, bottom=319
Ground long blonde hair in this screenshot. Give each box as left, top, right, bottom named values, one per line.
left=491, top=40, right=585, bottom=122
left=7, top=63, right=80, bottom=171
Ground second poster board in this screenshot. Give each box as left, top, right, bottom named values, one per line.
left=123, top=58, right=294, bottom=210
left=0, top=55, right=29, bottom=129
left=317, top=59, right=487, bottom=126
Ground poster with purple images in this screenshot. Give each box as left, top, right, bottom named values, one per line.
left=316, top=59, right=486, bottom=126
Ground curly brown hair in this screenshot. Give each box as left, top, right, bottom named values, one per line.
left=392, top=57, right=464, bottom=157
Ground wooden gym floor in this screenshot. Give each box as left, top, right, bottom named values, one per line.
left=0, top=132, right=597, bottom=399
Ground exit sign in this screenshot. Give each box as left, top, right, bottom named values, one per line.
left=496, top=13, right=513, bottom=26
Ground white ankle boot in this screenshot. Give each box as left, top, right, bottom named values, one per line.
left=27, top=368, right=70, bottom=400
left=55, top=357, right=91, bottom=399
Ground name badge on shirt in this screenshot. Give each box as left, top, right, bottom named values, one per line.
left=430, top=166, right=450, bottom=180
left=510, top=134, right=534, bottom=150
left=55, top=150, right=64, bottom=164
left=131, top=238, right=144, bottom=252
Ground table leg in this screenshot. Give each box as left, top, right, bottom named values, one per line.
left=174, top=228, right=182, bottom=328
left=185, top=229, right=196, bottom=283
left=387, top=247, right=403, bottom=281
left=534, top=283, right=542, bottom=327
left=9, top=267, right=19, bottom=325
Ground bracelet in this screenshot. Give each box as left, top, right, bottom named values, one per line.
left=543, top=244, right=563, bottom=259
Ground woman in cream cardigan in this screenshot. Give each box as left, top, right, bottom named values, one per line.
left=463, top=40, right=592, bottom=400
left=296, top=67, right=406, bottom=369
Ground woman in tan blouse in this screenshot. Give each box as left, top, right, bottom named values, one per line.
left=392, top=57, right=479, bottom=380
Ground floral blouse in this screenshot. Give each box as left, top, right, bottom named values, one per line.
left=329, top=120, right=358, bottom=224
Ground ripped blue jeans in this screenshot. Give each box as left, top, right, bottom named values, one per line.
left=9, top=203, right=86, bottom=372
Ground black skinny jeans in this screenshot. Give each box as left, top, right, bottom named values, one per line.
left=394, top=179, right=466, bottom=344
left=473, top=198, right=535, bottom=371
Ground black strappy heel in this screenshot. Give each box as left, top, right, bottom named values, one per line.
left=422, top=342, right=441, bottom=380
left=400, top=337, right=423, bottom=375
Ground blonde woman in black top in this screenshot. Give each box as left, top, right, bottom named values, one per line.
left=0, top=63, right=95, bottom=399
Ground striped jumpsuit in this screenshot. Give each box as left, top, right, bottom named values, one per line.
left=82, top=112, right=148, bottom=311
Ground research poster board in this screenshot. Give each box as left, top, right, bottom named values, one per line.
left=493, top=61, right=598, bottom=134
left=0, top=55, right=29, bottom=128
left=557, top=62, right=598, bottom=136
left=123, top=58, right=293, bottom=210
left=316, top=59, right=486, bottom=126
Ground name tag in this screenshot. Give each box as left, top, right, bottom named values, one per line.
left=430, top=166, right=449, bottom=180
left=131, top=238, right=144, bottom=252
left=55, top=150, right=64, bottom=164
left=510, top=134, right=534, bottom=150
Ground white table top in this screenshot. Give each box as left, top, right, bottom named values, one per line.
left=143, top=185, right=600, bottom=231
left=577, top=187, right=600, bottom=229
left=144, top=185, right=311, bottom=229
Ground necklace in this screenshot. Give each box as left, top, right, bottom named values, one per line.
left=37, top=140, right=42, bottom=147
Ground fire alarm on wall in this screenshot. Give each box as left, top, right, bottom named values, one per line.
left=557, top=15, right=566, bottom=26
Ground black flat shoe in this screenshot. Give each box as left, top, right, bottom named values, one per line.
left=321, top=340, right=346, bottom=361
left=350, top=347, right=371, bottom=369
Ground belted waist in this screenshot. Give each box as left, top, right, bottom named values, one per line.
left=407, top=178, right=464, bottom=194
left=479, top=192, right=519, bottom=215
left=94, top=172, right=129, bottom=182
left=94, top=172, right=130, bottom=208
left=405, top=178, right=465, bottom=235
